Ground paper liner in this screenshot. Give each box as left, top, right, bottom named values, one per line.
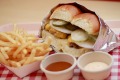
left=0, top=23, right=45, bottom=78
left=3, top=61, right=41, bottom=78
left=40, top=2, right=119, bottom=53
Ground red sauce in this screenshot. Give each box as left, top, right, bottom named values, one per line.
left=46, top=61, right=72, bottom=71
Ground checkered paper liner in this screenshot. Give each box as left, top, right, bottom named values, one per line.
left=0, top=36, right=120, bottom=80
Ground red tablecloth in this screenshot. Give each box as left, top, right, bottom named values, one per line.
left=0, top=46, right=120, bottom=80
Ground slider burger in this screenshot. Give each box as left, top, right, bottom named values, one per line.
left=41, top=4, right=100, bottom=57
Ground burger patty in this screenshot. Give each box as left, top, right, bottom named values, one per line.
left=45, top=24, right=68, bottom=39
left=69, top=42, right=80, bottom=49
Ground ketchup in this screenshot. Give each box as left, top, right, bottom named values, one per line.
left=46, top=61, right=72, bottom=71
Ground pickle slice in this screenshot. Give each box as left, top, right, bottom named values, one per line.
left=88, top=35, right=97, bottom=42
left=50, top=25, right=72, bottom=34
left=65, top=24, right=78, bottom=31
left=51, top=19, right=68, bottom=27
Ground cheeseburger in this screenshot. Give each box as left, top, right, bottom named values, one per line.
left=41, top=4, right=100, bottom=57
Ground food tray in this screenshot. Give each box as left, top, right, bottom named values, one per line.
left=0, top=21, right=120, bottom=80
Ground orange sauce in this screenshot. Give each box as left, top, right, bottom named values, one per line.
left=46, top=61, right=72, bottom=71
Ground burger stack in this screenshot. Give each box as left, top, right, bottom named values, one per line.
left=41, top=4, right=100, bottom=57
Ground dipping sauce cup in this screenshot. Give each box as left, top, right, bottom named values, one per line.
left=77, top=51, right=113, bottom=80
left=40, top=53, right=76, bottom=80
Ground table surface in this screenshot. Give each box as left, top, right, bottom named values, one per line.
left=0, top=46, right=120, bottom=80
left=0, top=0, right=120, bottom=26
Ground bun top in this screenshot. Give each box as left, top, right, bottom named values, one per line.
left=71, top=13, right=100, bottom=35
left=49, top=4, right=100, bottom=35
left=50, top=5, right=82, bottom=22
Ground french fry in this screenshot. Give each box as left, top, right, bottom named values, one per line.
left=36, top=46, right=44, bottom=51
left=0, top=35, right=8, bottom=42
left=36, top=47, right=52, bottom=56
left=0, top=26, right=52, bottom=68
left=0, top=40, right=18, bottom=47
left=23, top=49, right=36, bottom=65
left=21, top=49, right=28, bottom=55
left=32, top=56, right=45, bottom=62
left=3, top=47, right=11, bottom=52
left=0, top=53, right=9, bottom=65
left=21, top=53, right=25, bottom=59
left=7, top=32, right=25, bottom=44
left=19, top=58, right=27, bottom=65
left=35, top=47, right=46, bottom=56
left=26, top=37, right=38, bottom=42
left=16, top=54, right=22, bottom=60
left=0, top=48, right=9, bottom=59
left=8, top=60, right=21, bottom=68
left=0, top=33, right=16, bottom=44
left=7, top=48, right=16, bottom=56
left=13, top=41, right=32, bottom=58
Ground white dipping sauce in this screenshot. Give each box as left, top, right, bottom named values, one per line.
left=84, top=62, right=108, bottom=72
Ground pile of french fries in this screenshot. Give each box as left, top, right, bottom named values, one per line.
left=0, top=26, right=52, bottom=68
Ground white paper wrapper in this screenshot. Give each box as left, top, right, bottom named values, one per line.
left=40, top=2, right=119, bottom=53
left=0, top=23, right=45, bottom=78
left=94, top=18, right=119, bottom=52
